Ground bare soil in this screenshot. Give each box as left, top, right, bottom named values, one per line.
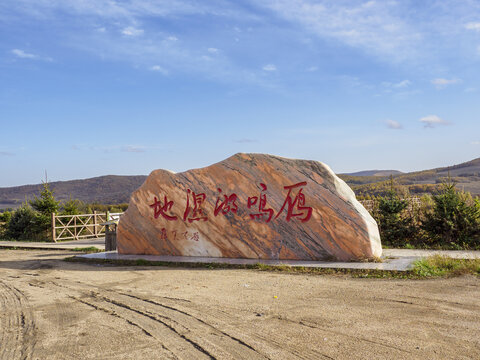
left=1, top=250, right=479, bottom=360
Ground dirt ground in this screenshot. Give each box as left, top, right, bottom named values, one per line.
left=0, top=250, right=479, bottom=360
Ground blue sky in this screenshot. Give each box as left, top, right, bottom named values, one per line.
left=1, top=0, right=480, bottom=187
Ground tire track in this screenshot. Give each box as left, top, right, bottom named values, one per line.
left=70, top=292, right=213, bottom=360
left=119, top=292, right=261, bottom=354
left=0, top=281, right=36, bottom=360
left=55, top=278, right=331, bottom=359
left=48, top=280, right=268, bottom=359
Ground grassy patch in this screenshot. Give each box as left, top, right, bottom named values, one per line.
left=412, top=255, right=480, bottom=277
left=383, top=243, right=480, bottom=251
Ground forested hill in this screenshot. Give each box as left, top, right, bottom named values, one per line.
left=339, top=157, right=480, bottom=198
left=0, top=175, right=147, bottom=209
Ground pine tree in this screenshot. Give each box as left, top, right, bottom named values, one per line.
left=422, top=177, right=480, bottom=248
left=29, top=180, right=60, bottom=241
left=30, top=181, right=60, bottom=215
left=375, top=176, right=414, bottom=247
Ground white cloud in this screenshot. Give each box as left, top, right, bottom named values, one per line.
left=121, top=145, right=146, bottom=153
left=431, top=78, right=461, bottom=89
left=234, top=138, right=257, bottom=143
left=385, top=119, right=403, bottom=130
left=420, top=115, right=450, bottom=128
left=262, top=64, right=277, bottom=71
left=121, top=26, right=143, bottom=36
left=11, top=49, right=37, bottom=59
left=465, top=22, right=480, bottom=31
left=10, top=48, right=52, bottom=61
left=306, top=66, right=318, bottom=72
left=0, top=151, right=15, bottom=156
left=1, top=1, right=275, bottom=88
left=393, top=80, right=411, bottom=88
left=465, top=87, right=476, bottom=93
left=259, top=0, right=421, bottom=62
left=150, top=65, right=168, bottom=75
left=382, top=79, right=412, bottom=88
left=471, top=141, right=480, bottom=145
left=207, top=47, right=219, bottom=53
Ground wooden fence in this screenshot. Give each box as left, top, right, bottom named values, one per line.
left=52, top=211, right=123, bottom=242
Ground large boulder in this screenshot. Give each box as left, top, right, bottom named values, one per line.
left=117, top=153, right=381, bottom=261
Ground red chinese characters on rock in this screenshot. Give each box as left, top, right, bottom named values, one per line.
left=247, top=183, right=274, bottom=222
left=183, top=189, right=208, bottom=222
left=149, top=196, right=178, bottom=221
left=149, top=182, right=313, bottom=224
left=214, top=188, right=238, bottom=216
left=275, top=181, right=312, bottom=222
left=157, top=228, right=199, bottom=242
left=160, top=227, right=168, bottom=240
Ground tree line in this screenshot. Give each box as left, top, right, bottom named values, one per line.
left=1, top=178, right=479, bottom=249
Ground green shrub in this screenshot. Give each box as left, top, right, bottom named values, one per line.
left=0, top=210, right=12, bottom=237
left=422, top=181, right=480, bottom=248
left=375, top=190, right=416, bottom=247
left=5, top=204, right=48, bottom=241
left=61, top=198, right=82, bottom=215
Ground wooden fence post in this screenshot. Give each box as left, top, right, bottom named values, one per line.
left=93, top=211, right=98, bottom=238
left=51, top=212, right=56, bottom=242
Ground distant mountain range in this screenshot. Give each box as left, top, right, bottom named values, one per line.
left=0, top=175, right=147, bottom=209
left=339, top=157, right=480, bottom=197
left=344, top=170, right=404, bottom=177
left=1, top=157, right=479, bottom=209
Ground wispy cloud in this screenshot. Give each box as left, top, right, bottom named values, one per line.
left=471, top=141, right=480, bottom=145
left=431, top=78, right=461, bottom=89
left=393, top=80, right=411, bottom=88
left=121, top=26, right=143, bottom=36
left=420, top=115, right=450, bottom=128
left=10, top=48, right=52, bottom=61
left=5, top=1, right=267, bottom=87
left=262, top=64, right=277, bottom=71
left=11, top=49, right=36, bottom=59
left=150, top=65, right=168, bottom=75
left=306, top=66, right=318, bottom=72
left=385, top=119, right=403, bottom=130
left=259, top=0, right=421, bottom=62
left=382, top=79, right=412, bottom=89
left=0, top=151, right=15, bottom=156
left=234, top=138, right=257, bottom=143
left=74, top=144, right=148, bottom=153
left=121, top=145, right=146, bottom=153
left=465, top=22, right=480, bottom=31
